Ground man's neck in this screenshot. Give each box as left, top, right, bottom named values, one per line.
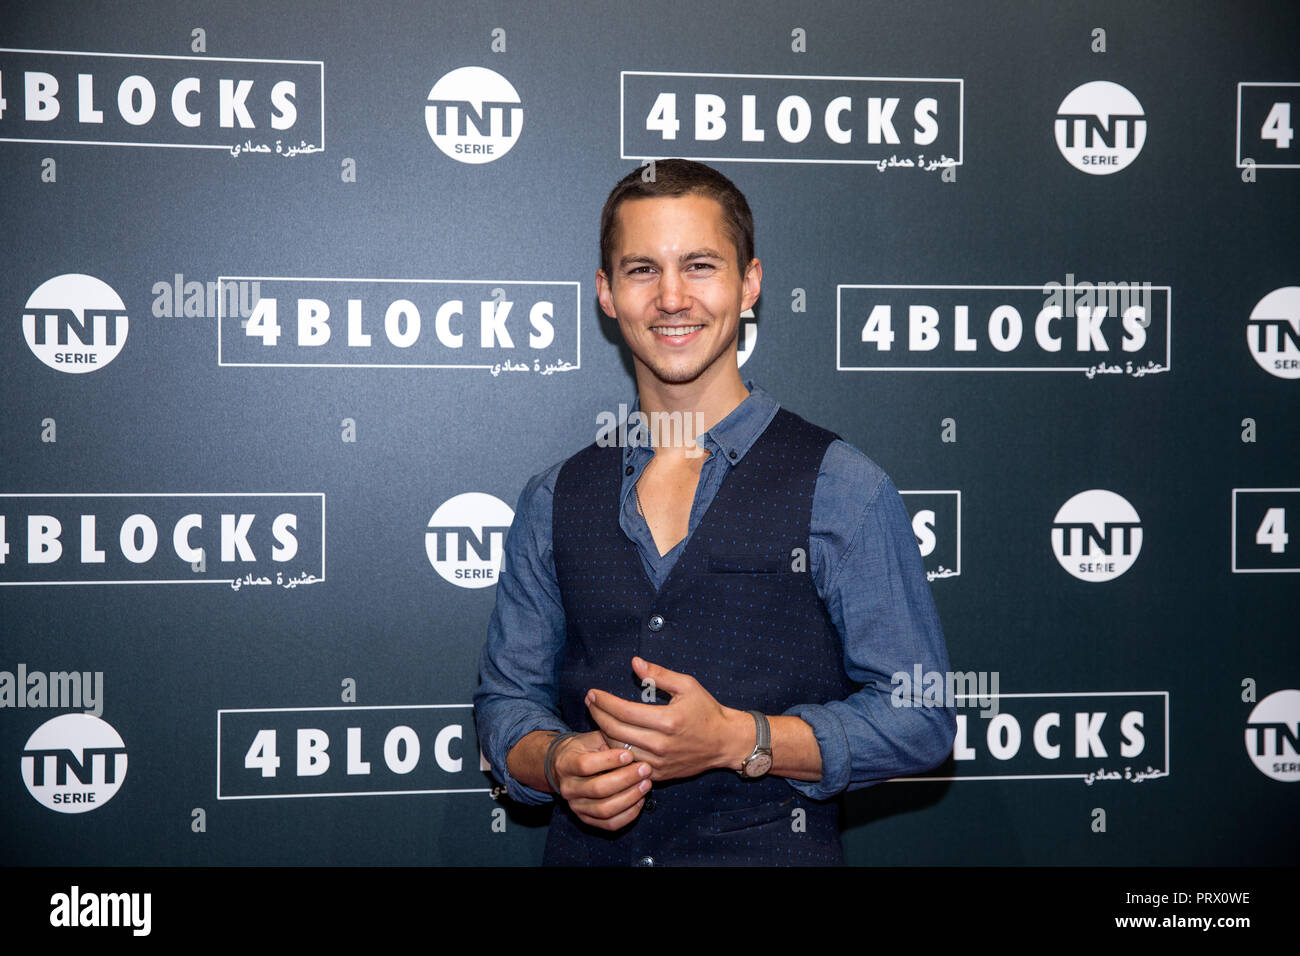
left=634, top=365, right=750, bottom=448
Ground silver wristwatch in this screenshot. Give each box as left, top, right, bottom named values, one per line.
left=738, top=710, right=773, bottom=779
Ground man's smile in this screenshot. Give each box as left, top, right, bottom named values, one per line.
left=650, top=324, right=705, bottom=341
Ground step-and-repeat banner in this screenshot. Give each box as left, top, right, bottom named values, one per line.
left=2, top=0, right=1296, bottom=866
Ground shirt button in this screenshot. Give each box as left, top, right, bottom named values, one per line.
left=648, top=614, right=664, bottom=632
left=728, top=449, right=738, bottom=460
left=625, top=465, right=634, bottom=476
left=636, top=856, right=655, bottom=867
left=643, top=796, right=657, bottom=812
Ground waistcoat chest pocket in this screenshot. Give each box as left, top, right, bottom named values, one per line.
left=707, top=550, right=786, bottom=574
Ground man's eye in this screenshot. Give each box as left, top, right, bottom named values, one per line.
left=627, top=266, right=653, bottom=275
left=686, top=262, right=715, bottom=272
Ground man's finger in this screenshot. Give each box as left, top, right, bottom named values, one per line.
left=558, top=740, right=634, bottom=779
left=574, top=789, right=648, bottom=831
left=586, top=699, right=669, bottom=754
left=632, top=656, right=696, bottom=695
left=558, top=758, right=649, bottom=801
left=586, top=688, right=674, bottom=733
left=569, top=772, right=650, bottom=813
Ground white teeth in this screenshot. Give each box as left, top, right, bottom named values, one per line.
left=654, top=325, right=703, bottom=337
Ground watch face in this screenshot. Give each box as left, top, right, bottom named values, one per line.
left=744, top=752, right=773, bottom=777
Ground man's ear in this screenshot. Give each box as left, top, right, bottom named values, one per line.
left=596, top=269, right=617, bottom=319
left=741, top=258, right=763, bottom=312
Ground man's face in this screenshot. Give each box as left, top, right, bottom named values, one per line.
left=597, top=194, right=761, bottom=388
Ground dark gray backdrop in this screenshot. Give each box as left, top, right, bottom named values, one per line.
left=1, top=0, right=1296, bottom=866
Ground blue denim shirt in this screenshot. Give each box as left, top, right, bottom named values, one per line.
left=474, top=382, right=954, bottom=805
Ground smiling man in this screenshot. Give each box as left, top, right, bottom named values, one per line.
left=474, top=159, right=954, bottom=866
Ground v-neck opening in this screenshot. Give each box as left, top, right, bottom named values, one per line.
left=632, top=482, right=715, bottom=599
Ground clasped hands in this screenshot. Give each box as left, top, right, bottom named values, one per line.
left=549, top=656, right=750, bottom=831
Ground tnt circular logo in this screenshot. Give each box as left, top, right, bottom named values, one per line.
left=1055, top=81, right=1147, bottom=175
left=425, top=492, right=515, bottom=588
left=21, top=713, right=128, bottom=813
left=1244, top=689, right=1300, bottom=782
left=1051, top=489, right=1143, bottom=581
left=1246, top=286, right=1300, bottom=380
left=425, top=67, right=523, bottom=164
left=22, top=274, right=129, bottom=373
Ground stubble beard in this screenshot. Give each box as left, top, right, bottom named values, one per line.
left=636, top=322, right=738, bottom=387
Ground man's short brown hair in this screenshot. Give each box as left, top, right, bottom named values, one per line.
left=599, top=159, right=754, bottom=277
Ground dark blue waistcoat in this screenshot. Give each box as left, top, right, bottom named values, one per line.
left=546, top=408, right=853, bottom=866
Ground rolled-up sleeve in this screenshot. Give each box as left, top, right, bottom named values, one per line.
left=472, top=463, right=571, bottom=805
left=785, top=442, right=956, bottom=801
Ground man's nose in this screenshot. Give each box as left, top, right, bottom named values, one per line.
left=656, top=268, right=689, bottom=313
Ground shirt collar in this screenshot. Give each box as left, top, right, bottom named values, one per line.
left=624, top=380, right=779, bottom=467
